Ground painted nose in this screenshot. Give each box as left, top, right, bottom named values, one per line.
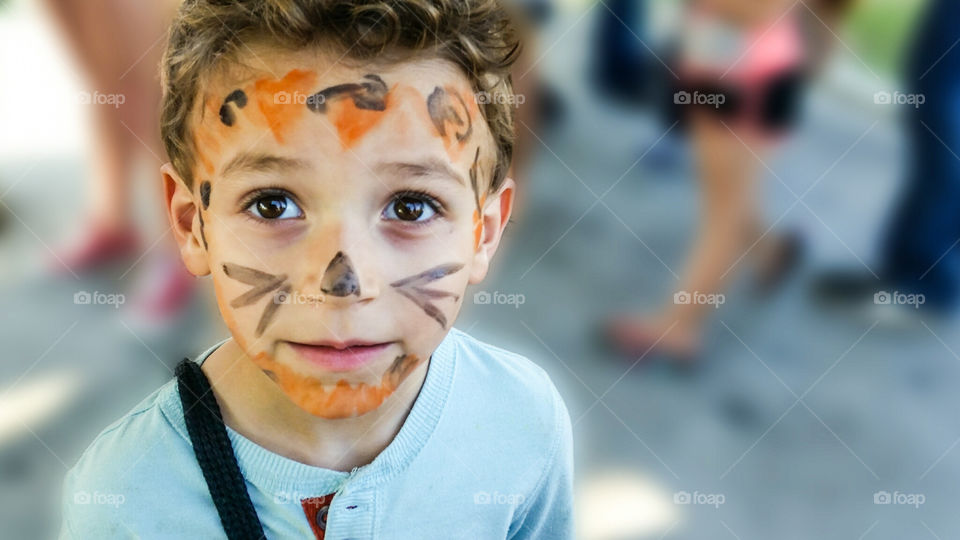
left=320, top=251, right=360, bottom=297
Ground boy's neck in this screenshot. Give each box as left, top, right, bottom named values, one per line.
left=200, top=338, right=430, bottom=472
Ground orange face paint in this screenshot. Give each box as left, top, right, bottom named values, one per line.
left=193, top=128, right=221, bottom=176
left=473, top=193, right=487, bottom=250
left=327, top=88, right=392, bottom=148
left=251, top=351, right=424, bottom=419
left=253, top=69, right=319, bottom=144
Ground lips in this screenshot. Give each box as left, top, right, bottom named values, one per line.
left=286, top=340, right=394, bottom=372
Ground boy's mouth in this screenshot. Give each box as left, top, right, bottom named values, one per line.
left=285, top=340, right=395, bottom=372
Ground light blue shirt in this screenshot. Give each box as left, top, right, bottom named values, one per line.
left=59, top=327, right=574, bottom=539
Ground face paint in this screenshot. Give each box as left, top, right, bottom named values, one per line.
left=222, top=263, right=292, bottom=337
left=198, top=213, right=209, bottom=251
left=193, top=126, right=221, bottom=176
left=320, top=251, right=360, bottom=297
left=306, top=74, right=388, bottom=114
left=197, top=181, right=212, bottom=250
left=219, top=89, right=249, bottom=127
left=427, top=86, right=473, bottom=144
left=249, top=351, right=425, bottom=419
left=307, top=74, right=393, bottom=149
left=468, top=147, right=487, bottom=250
left=390, top=263, right=464, bottom=328
left=251, top=69, right=320, bottom=143
left=200, top=181, right=212, bottom=209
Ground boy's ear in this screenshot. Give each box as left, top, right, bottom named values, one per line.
left=468, top=177, right=516, bottom=285
left=162, top=163, right=211, bottom=277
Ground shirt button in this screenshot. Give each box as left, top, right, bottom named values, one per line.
left=316, top=506, right=329, bottom=530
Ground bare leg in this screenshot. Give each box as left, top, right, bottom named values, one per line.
left=42, top=0, right=177, bottom=265
left=608, top=113, right=764, bottom=358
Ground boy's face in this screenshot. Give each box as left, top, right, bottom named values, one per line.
left=163, top=48, right=514, bottom=419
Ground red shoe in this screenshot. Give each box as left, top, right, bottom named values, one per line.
left=127, top=256, right=197, bottom=325
left=601, top=314, right=701, bottom=365
left=53, top=221, right=140, bottom=274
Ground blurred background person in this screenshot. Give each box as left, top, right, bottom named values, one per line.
left=41, top=0, right=190, bottom=321
left=605, top=0, right=854, bottom=363
left=815, top=0, right=960, bottom=319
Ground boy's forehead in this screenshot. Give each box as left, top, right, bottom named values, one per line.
left=191, top=47, right=496, bottom=181
left=201, top=48, right=468, bottom=103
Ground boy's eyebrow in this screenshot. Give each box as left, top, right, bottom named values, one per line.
left=374, top=158, right=466, bottom=187
left=220, top=152, right=310, bottom=179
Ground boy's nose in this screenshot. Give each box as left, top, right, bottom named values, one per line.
left=301, top=220, right=380, bottom=304
left=320, top=251, right=360, bottom=297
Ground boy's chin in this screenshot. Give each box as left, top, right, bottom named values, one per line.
left=250, top=349, right=426, bottom=419
left=278, top=379, right=402, bottom=420
left=290, top=395, right=385, bottom=420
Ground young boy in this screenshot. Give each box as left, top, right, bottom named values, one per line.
left=58, top=0, right=573, bottom=538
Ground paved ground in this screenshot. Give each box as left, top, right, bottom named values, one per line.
left=2, top=4, right=960, bottom=540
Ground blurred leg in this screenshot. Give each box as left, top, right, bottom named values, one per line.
left=672, top=113, right=761, bottom=316
left=607, top=113, right=762, bottom=358
left=42, top=0, right=177, bottom=266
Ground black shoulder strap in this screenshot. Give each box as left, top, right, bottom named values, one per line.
left=176, top=359, right=266, bottom=540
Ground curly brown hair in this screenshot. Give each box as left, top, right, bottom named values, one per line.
left=160, top=0, right=522, bottom=191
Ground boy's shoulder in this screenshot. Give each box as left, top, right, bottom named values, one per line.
left=68, top=377, right=184, bottom=472
left=446, top=325, right=563, bottom=406
left=443, top=326, right=570, bottom=451
left=60, top=378, right=216, bottom=538
left=416, top=327, right=573, bottom=533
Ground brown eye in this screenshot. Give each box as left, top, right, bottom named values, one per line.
left=393, top=196, right=425, bottom=221
left=382, top=191, right=441, bottom=223
left=245, top=193, right=302, bottom=220
left=257, top=196, right=287, bottom=219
